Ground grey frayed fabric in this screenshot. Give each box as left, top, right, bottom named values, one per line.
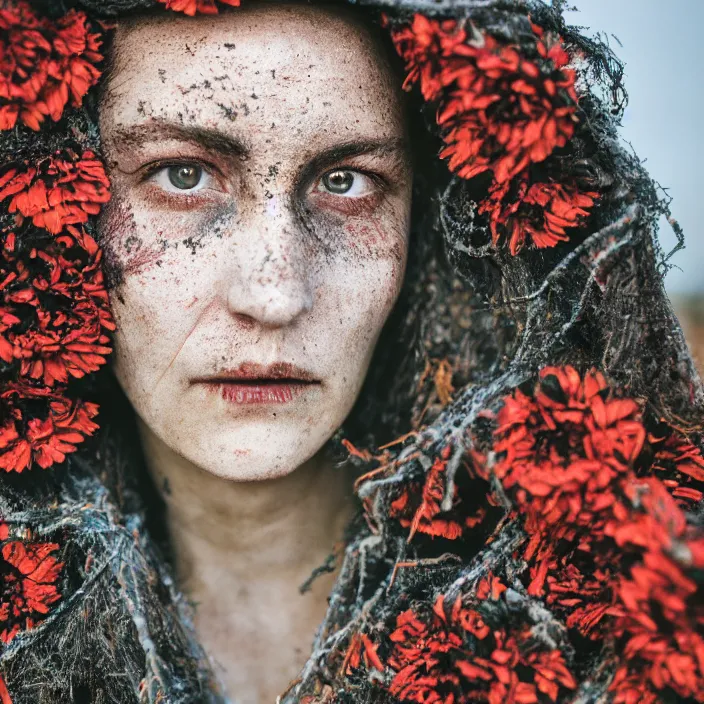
left=0, top=1, right=701, bottom=703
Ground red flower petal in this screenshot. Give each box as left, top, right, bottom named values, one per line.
left=0, top=383, right=99, bottom=472
left=0, top=150, right=110, bottom=235
left=156, top=0, right=241, bottom=15
left=0, top=522, right=62, bottom=644
left=0, top=3, right=103, bottom=131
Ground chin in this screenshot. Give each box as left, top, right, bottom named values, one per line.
left=180, top=427, right=332, bottom=482
left=198, top=456, right=299, bottom=482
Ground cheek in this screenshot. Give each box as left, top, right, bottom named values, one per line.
left=322, top=255, right=405, bottom=365
left=100, top=191, right=223, bottom=308
left=107, top=254, right=220, bottom=398
left=98, top=194, right=163, bottom=278
left=324, top=213, right=409, bottom=346
left=99, top=190, right=224, bottom=277
left=342, top=217, right=406, bottom=266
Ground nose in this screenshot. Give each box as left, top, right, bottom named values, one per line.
left=225, top=197, right=314, bottom=328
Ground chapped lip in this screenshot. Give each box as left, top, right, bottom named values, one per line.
left=191, top=361, right=321, bottom=385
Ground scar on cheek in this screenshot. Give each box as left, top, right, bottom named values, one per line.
left=344, top=218, right=405, bottom=264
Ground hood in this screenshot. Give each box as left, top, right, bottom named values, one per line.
left=0, top=1, right=702, bottom=703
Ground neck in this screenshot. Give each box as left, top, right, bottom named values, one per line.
left=137, top=419, right=356, bottom=588
left=137, top=420, right=358, bottom=700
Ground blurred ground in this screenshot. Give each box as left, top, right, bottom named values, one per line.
left=671, top=296, right=704, bottom=377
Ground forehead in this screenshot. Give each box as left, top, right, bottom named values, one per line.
left=102, top=4, right=405, bottom=148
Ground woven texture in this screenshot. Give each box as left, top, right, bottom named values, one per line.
left=0, top=1, right=702, bottom=703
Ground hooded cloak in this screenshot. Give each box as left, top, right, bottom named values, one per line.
left=0, top=1, right=702, bottom=703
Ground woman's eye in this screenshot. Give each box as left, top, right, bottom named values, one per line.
left=316, top=169, right=374, bottom=198
left=149, top=163, right=215, bottom=194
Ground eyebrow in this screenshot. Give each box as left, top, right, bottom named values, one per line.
left=297, top=136, right=409, bottom=189
left=110, top=120, right=250, bottom=160
left=109, top=119, right=409, bottom=179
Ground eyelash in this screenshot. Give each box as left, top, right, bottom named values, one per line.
left=139, top=159, right=388, bottom=209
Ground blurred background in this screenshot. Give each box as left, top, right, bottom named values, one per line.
left=560, top=0, right=704, bottom=371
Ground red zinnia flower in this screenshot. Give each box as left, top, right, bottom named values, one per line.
left=0, top=2, right=103, bottom=131
left=478, top=174, right=599, bottom=255
left=0, top=149, right=111, bottom=235
left=0, top=227, right=114, bottom=387
left=385, top=587, right=576, bottom=704
left=388, top=16, right=578, bottom=184
left=606, top=480, right=704, bottom=702
left=0, top=522, right=62, bottom=644
left=0, top=383, right=99, bottom=473
left=156, top=0, right=241, bottom=15
left=493, top=366, right=645, bottom=569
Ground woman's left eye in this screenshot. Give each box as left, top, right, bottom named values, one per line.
left=149, top=163, right=216, bottom=194
left=316, top=169, right=375, bottom=198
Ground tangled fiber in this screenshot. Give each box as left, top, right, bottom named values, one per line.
left=0, top=0, right=701, bottom=702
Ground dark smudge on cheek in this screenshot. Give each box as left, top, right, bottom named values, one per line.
left=98, top=194, right=168, bottom=284
left=337, top=217, right=406, bottom=267
left=156, top=201, right=239, bottom=259
left=295, top=199, right=407, bottom=267
left=99, top=186, right=241, bottom=284
left=194, top=202, right=238, bottom=248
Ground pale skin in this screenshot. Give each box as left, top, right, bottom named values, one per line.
left=98, top=3, right=412, bottom=702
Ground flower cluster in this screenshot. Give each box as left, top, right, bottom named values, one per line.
left=0, top=383, right=100, bottom=472
left=479, top=174, right=599, bottom=255
left=389, top=444, right=489, bottom=540
left=0, top=149, right=111, bottom=235
left=387, top=14, right=598, bottom=254
left=156, top=0, right=241, bottom=15
left=352, top=366, right=703, bottom=703
left=492, top=366, right=704, bottom=700
left=493, top=367, right=644, bottom=555
left=382, top=575, right=576, bottom=703
left=607, top=478, right=704, bottom=702
left=0, top=149, right=112, bottom=472
left=0, top=2, right=102, bottom=131
left=0, top=226, right=114, bottom=388
left=0, top=522, right=62, bottom=644
left=0, top=9, right=105, bottom=702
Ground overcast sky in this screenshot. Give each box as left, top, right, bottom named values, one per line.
left=560, top=0, right=703, bottom=295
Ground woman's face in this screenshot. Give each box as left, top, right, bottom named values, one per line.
left=99, top=3, right=412, bottom=480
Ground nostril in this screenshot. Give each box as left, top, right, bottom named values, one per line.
left=227, top=280, right=313, bottom=328
left=231, top=312, right=257, bottom=329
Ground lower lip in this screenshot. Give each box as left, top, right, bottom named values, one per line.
left=204, top=382, right=317, bottom=405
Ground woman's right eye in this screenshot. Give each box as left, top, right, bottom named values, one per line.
left=148, top=163, right=216, bottom=194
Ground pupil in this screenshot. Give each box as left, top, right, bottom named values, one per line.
left=323, top=170, right=354, bottom=194
left=169, top=164, right=201, bottom=190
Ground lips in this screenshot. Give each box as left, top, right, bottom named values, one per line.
left=192, top=361, right=321, bottom=405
